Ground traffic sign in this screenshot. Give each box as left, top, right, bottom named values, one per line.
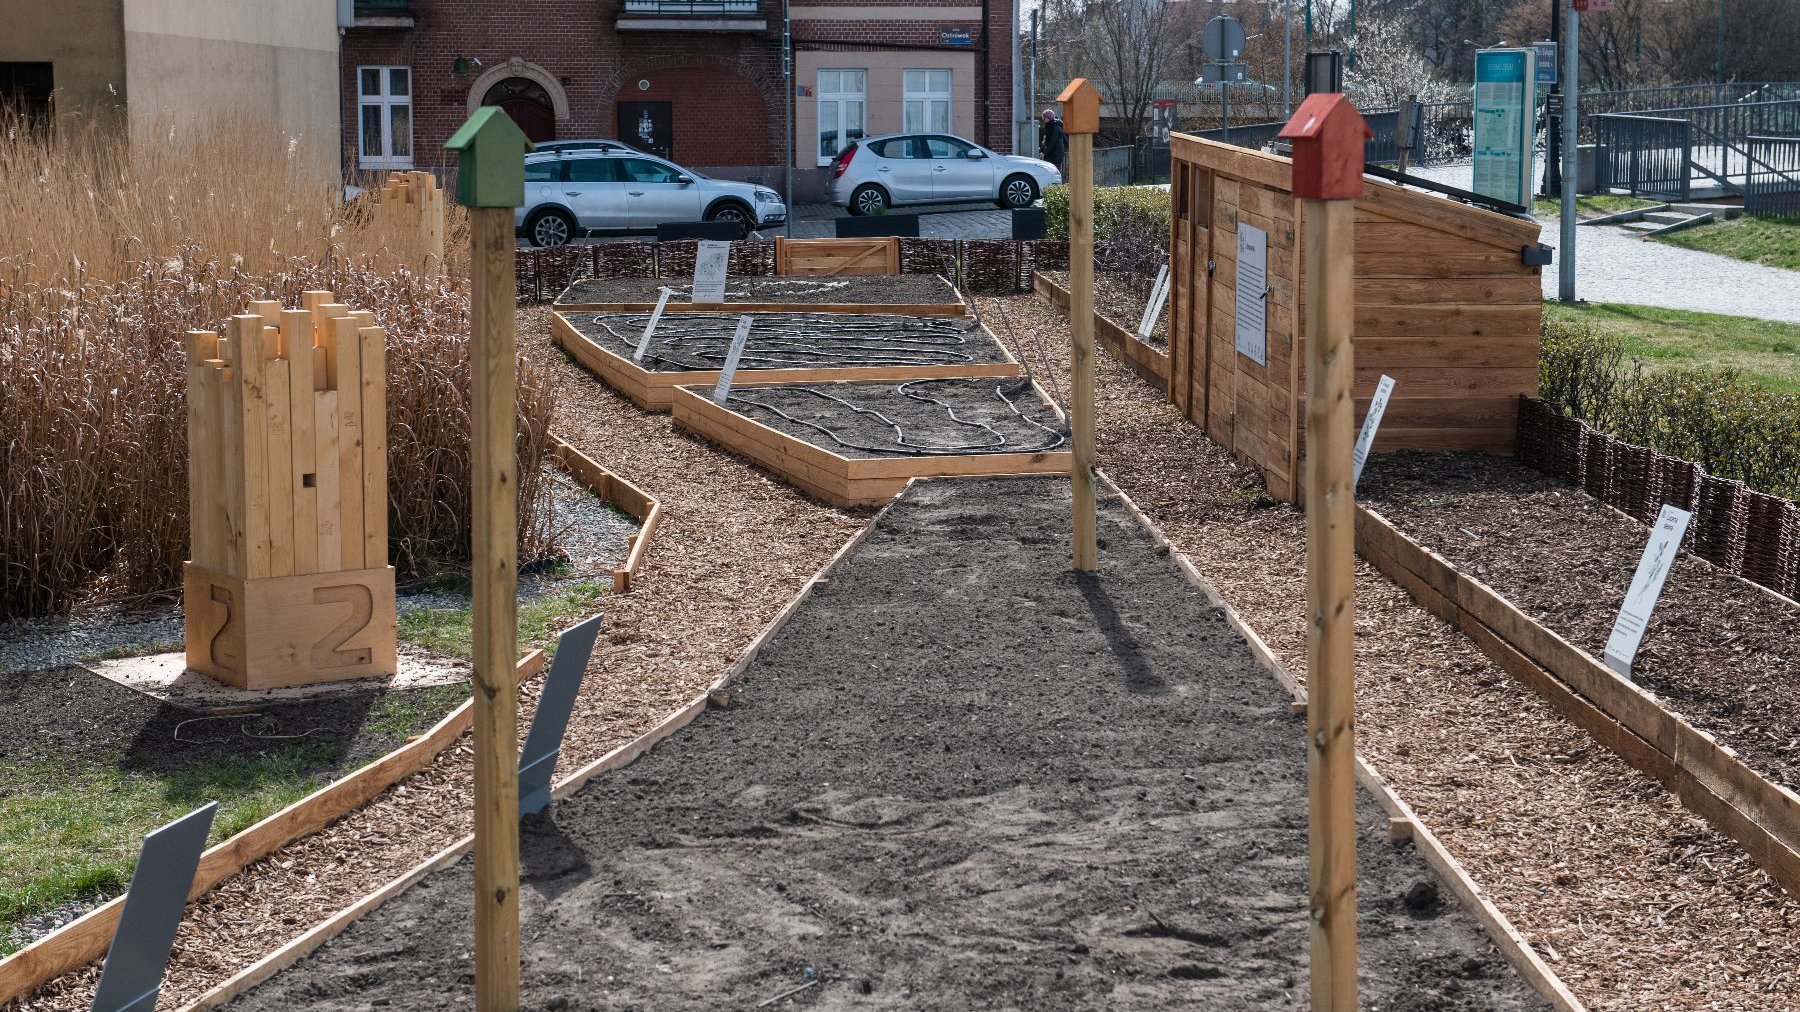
left=1202, top=16, right=1247, bottom=61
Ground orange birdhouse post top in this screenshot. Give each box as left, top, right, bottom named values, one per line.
left=1056, top=78, right=1101, bottom=135
left=1277, top=93, right=1372, bottom=201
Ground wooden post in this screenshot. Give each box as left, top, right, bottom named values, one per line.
left=1058, top=78, right=1101, bottom=572
left=1279, top=93, right=1372, bottom=1012
left=446, top=106, right=535, bottom=1012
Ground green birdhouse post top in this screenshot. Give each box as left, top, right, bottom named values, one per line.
left=445, top=106, right=535, bottom=208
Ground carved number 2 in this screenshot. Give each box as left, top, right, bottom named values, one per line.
left=209, top=584, right=238, bottom=674
left=311, top=585, right=374, bottom=669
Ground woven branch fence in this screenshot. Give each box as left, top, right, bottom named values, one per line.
left=1517, top=398, right=1798, bottom=600
left=515, top=239, right=1072, bottom=303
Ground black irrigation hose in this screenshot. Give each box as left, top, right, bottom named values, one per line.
left=731, top=379, right=1068, bottom=458
left=585, top=312, right=990, bottom=372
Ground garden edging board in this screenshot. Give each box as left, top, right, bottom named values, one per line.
left=549, top=438, right=661, bottom=592
left=1099, top=474, right=1586, bottom=1012
left=549, top=311, right=1023, bottom=412
left=178, top=481, right=898, bottom=1011
left=1354, top=504, right=1800, bottom=899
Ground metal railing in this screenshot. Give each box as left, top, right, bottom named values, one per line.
left=1194, top=102, right=1472, bottom=168
left=1745, top=136, right=1800, bottom=219
left=1095, top=145, right=1133, bottom=187
left=1594, top=114, right=1693, bottom=200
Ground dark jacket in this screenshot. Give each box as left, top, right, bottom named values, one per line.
left=1040, top=119, right=1067, bottom=165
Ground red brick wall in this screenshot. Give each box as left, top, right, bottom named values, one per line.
left=340, top=0, right=1014, bottom=187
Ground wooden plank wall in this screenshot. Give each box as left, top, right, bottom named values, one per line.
left=1166, top=134, right=1543, bottom=502
left=774, top=237, right=900, bottom=276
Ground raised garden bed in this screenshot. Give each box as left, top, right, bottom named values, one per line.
left=219, top=477, right=1556, bottom=1011
left=551, top=310, right=1020, bottom=411
left=672, top=378, right=1069, bottom=507
left=1034, top=272, right=1170, bottom=393
left=555, top=274, right=967, bottom=315
left=1038, top=268, right=1169, bottom=346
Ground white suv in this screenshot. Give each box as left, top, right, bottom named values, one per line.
left=517, top=150, right=788, bottom=246
left=827, top=133, right=1062, bottom=216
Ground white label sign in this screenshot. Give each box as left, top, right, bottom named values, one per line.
left=634, top=287, right=673, bottom=362
left=1234, top=223, right=1268, bottom=365
left=712, top=315, right=754, bottom=405
left=1352, top=374, right=1396, bottom=489
left=1137, top=263, right=1172, bottom=340
left=1602, top=505, right=1693, bottom=679
left=692, top=240, right=730, bottom=305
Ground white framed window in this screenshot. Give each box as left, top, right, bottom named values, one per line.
left=903, top=69, right=952, bottom=134
left=816, top=69, right=866, bottom=165
left=357, top=66, right=412, bottom=169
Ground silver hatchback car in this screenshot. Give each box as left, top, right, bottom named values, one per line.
left=827, top=133, right=1062, bottom=216
left=516, top=150, right=788, bottom=246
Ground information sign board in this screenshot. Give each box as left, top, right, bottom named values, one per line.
left=1473, top=48, right=1538, bottom=207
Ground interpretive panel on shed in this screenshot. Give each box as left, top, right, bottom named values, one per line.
left=1234, top=222, right=1269, bottom=365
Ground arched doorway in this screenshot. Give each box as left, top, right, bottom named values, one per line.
left=483, top=77, right=556, bottom=143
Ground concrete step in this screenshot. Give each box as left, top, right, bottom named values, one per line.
left=1619, top=220, right=1665, bottom=233
left=1643, top=211, right=1698, bottom=226
left=1670, top=202, right=1742, bottom=218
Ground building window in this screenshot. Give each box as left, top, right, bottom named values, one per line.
left=357, top=66, right=412, bottom=169
left=903, top=69, right=951, bottom=135
left=816, top=70, right=865, bottom=165
left=0, top=62, right=55, bottom=129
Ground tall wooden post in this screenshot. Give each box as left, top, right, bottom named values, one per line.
left=446, top=107, right=535, bottom=1012
left=1278, top=93, right=1371, bottom=1012
left=1058, top=78, right=1101, bottom=572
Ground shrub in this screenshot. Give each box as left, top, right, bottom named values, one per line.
left=1043, top=184, right=1172, bottom=254
left=1539, top=317, right=1800, bottom=500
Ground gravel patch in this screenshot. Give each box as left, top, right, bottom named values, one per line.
left=725, top=377, right=1067, bottom=459
left=10, top=306, right=864, bottom=1012
left=976, top=294, right=1800, bottom=1011
left=560, top=310, right=1007, bottom=372
left=557, top=274, right=962, bottom=307
left=223, top=477, right=1550, bottom=1011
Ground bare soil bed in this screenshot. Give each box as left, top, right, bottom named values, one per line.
left=561, top=310, right=1009, bottom=372
left=724, top=377, right=1066, bottom=458
left=226, top=477, right=1550, bottom=1011
left=1358, top=451, right=1800, bottom=794
left=1039, top=269, right=1167, bottom=346
left=558, top=274, right=962, bottom=307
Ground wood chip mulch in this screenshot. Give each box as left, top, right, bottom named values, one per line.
left=978, top=294, right=1800, bottom=1011
left=9, top=306, right=864, bottom=1012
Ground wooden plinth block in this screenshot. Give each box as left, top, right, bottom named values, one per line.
left=183, top=562, right=398, bottom=690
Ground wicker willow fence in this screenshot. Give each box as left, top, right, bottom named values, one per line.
left=1516, top=398, right=1798, bottom=600
left=515, top=238, right=1072, bottom=303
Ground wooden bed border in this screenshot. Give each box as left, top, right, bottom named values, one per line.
left=179, top=482, right=903, bottom=1011
left=0, top=440, right=654, bottom=1004
left=549, top=438, right=661, bottom=592
left=774, top=236, right=900, bottom=276
left=669, top=381, right=1071, bottom=508
left=1099, top=474, right=1587, bottom=1012
left=549, top=310, right=1023, bottom=412
left=1033, top=272, right=1170, bottom=393
left=553, top=284, right=971, bottom=318
left=1354, top=504, right=1800, bottom=899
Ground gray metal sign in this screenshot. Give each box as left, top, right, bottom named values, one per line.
left=91, top=803, right=217, bottom=1012
left=1199, top=62, right=1249, bottom=85
left=1202, top=16, right=1246, bottom=61
left=518, top=613, right=604, bottom=817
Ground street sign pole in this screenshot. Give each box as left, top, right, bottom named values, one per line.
left=1560, top=1, right=1579, bottom=302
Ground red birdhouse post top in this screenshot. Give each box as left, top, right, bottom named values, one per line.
left=1277, top=93, right=1372, bottom=201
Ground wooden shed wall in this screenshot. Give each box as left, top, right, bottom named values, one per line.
left=1166, top=134, right=1544, bottom=502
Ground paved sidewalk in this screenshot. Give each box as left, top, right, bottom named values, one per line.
left=1408, top=163, right=1800, bottom=322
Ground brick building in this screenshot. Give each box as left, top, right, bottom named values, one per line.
left=341, top=0, right=1014, bottom=202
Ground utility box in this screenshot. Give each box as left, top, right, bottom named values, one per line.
left=183, top=294, right=397, bottom=690
left=1166, top=134, right=1544, bottom=501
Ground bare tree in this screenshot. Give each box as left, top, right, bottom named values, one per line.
left=1090, top=0, right=1183, bottom=149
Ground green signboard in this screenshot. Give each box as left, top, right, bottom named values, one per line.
left=1472, top=48, right=1537, bottom=208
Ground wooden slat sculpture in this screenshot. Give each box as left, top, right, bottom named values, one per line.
left=183, top=293, right=397, bottom=689
left=378, top=170, right=446, bottom=271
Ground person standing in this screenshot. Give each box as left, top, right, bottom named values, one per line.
left=1039, top=108, right=1068, bottom=178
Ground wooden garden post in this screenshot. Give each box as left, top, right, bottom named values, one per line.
left=445, top=107, right=535, bottom=1012
left=1058, top=78, right=1101, bottom=572
left=1278, top=93, right=1371, bottom=1012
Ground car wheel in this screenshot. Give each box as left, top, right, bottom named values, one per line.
left=526, top=208, right=577, bottom=248
left=848, top=184, right=888, bottom=217
left=705, top=202, right=753, bottom=239
left=998, top=174, right=1038, bottom=210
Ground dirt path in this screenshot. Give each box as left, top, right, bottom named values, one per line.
left=10, top=308, right=863, bottom=1011
left=225, top=477, right=1551, bottom=1011
left=978, top=294, right=1800, bottom=1009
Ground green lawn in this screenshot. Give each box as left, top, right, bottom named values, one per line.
left=1533, top=194, right=1660, bottom=220
left=398, top=577, right=608, bottom=662
left=1659, top=214, right=1800, bottom=270
left=1544, top=301, right=1800, bottom=394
